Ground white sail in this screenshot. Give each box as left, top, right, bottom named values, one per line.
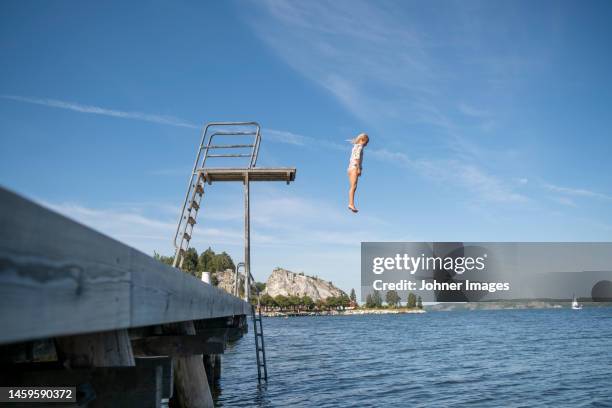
left=571, top=294, right=582, bottom=310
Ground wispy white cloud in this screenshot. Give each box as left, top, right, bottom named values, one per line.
left=39, top=199, right=248, bottom=255
left=1, top=94, right=199, bottom=129
left=369, top=148, right=527, bottom=203
left=4, top=90, right=525, bottom=205
left=1, top=94, right=346, bottom=154
left=245, top=1, right=532, bottom=205
left=265, top=128, right=346, bottom=150
left=247, top=1, right=438, bottom=125
left=41, top=201, right=175, bottom=242
left=204, top=186, right=397, bottom=247
left=265, top=129, right=308, bottom=146
left=245, top=0, right=531, bottom=132
left=545, top=183, right=612, bottom=201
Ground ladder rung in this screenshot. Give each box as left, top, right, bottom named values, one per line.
left=206, top=154, right=252, bottom=158
left=187, top=217, right=196, bottom=225
left=208, top=144, right=255, bottom=149
left=209, top=131, right=257, bottom=136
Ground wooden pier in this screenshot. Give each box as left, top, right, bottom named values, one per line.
left=0, top=186, right=251, bottom=407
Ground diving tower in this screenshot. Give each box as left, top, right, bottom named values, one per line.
left=172, top=122, right=296, bottom=383
left=172, top=122, right=296, bottom=289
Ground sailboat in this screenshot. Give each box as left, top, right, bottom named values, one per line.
left=571, top=294, right=583, bottom=310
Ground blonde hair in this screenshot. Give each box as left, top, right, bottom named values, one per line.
left=350, top=133, right=369, bottom=144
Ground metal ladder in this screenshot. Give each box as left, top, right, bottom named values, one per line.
left=251, top=304, right=268, bottom=382
left=173, top=172, right=206, bottom=268
left=173, top=122, right=262, bottom=268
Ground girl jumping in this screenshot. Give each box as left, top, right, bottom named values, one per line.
left=347, top=133, right=369, bottom=213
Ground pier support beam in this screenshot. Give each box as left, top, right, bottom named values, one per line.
left=55, top=329, right=135, bottom=368
left=164, top=321, right=213, bottom=408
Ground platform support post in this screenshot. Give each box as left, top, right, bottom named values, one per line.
left=244, top=172, right=250, bottom=302
left=164, top=321, right=213, bottom=408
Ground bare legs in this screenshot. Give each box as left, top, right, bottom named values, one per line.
left=348, top=167, right=359, bottom=213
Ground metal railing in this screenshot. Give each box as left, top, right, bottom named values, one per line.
left=234, top=262, right=246, bottom=297
left=233, top=261, right=262, bottom=304
left=173, top=122, right=261, bottom=255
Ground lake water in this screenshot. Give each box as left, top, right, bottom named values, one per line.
left=215, top=308, right=612, bottom=407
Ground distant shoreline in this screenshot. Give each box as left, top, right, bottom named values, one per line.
left=262, top=308, right=425, bottom=317
left=261, top=302, right=612, bottom=317
left=428, top=301, right=612, bottom=312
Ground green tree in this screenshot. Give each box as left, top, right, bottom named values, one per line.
left=407, top=292, right=417, bottom=308
left=301, top=295, right=314, bottom=310
left=259, top=294, right=275, bottom=311
left=339, top=294, right=351, bottom=309
left=212, top=251, right=235, bottom=272
left=365, top=294, right=375, bottom=308
left=182, top=248, right=199, bottom=277
left=153, top=251, right=174, bottom=266
left=350, top=288, right=357, bottom=303
left=274, top=295, right=289, bottom=311
left=288, top=295, right=301, bottom=311
left=417, top=296, right=423, bottom=309
left=254, top=282, right=266, bottom=294
left=385, top=290, right=401, bottom=308
left=315, top=299, right=325, bottom=311
left=326, top=296, right=339, bottom=310
left=197, top=247, right=215, bottom=272
left=372, top=291, right=383, bottom=308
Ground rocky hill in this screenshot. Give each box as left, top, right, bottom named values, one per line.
left=213, top=269, right=243, bottom=295
left=263, top=268, right=346, bottom=301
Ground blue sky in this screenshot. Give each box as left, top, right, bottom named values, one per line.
left=1, top=1, right=611, bottom=297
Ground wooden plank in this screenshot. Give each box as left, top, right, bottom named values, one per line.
left=199, top=167, right=296, bottom=183
left=0, top=186, right=251, bottom=345
left=131, top=335, right=224, bottom=357
left=130, top=249, right=250, bottom=328
left=0, top=186, right=132, bottom=343
left=55, top=329, right=135, bottom=368
left=192, top=326, right=244, bottom=342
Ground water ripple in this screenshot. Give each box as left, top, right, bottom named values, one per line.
left=216, top=308, right=612, bottom=407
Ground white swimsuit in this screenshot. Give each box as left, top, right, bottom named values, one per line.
left=348, top=143, right=364, bottom=171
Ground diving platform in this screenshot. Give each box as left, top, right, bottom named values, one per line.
left=171, top=122, right=295, bottom=385
left=199, top=167, right=296, bottom=184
